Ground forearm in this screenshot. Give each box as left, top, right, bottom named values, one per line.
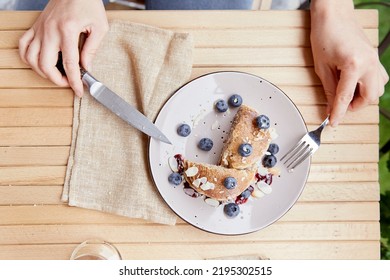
left=310, top=0, right=355, bottom=20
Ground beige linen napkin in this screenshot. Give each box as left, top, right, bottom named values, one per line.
left=62, top=20, right=193, bottom=225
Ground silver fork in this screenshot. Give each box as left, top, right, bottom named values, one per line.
left=280, top=115, right=330, bottom=172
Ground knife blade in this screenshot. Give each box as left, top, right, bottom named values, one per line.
left=80, top=68, right=172, bottom=144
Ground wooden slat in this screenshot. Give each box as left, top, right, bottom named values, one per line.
left=0, top=86, right=326, bottom=107
left=0, top=147, right=70, bottom=166
left=0, top=106, right=378, bottom=128
left=191, top=67, right=322, bottom=86
left=312, top=143, right=378, bottom=163
left=0, top=202, right=379, bottom=225
left=0, top=88, right=74, bottom=107
left=0, top=68, right=323, bottom=88
left=0, top=125, right=378, bottom=147
left=0, top=166, right=66, bottom=186
left=0, top=127, right=72, bottom=146
left=0, top=10, right=378, bottom=30
left=307, top=163, right=378, bottom=182
left=299, top=182, right=379, bottom=202
left=0, top=108, right=73, bottom=127
left=308, top=125, right=378, bottom=144
left=0, top=222, right=379, bottom=245
left=0, top=241, right=379, bottom=259
left=193, top=47, right=314, bottom=66
left=0, top=182, right=380, bottom=206
left=0, top=86, right=323, bottom=107
left=300, top=105, right=378, bottom=125
left=0, top=163, right=378, bottom=186
left=0, top=48, right=315, bottom=68
left=0, top=28, right=378, bottom=49
left=0, top=69, right=58, bottom=88
left=0, top=144, right=377, bottom=167
left=0, top=185, right=64, bottom=205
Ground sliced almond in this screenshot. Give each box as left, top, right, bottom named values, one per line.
left=192, top=178, right=202, bottom=188
left=252, top=189, right=265, bottom=198
left=204, top=198, right=220, bottom=207
left=201, top=181, right=215, bottom=191
left=257, top=181, right=272, bottom=194
left=168, top=157, right=178, bottom=172
left=185, top=166, right=199, bottom=177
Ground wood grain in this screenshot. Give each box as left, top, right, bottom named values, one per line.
left=0, top=10, right=378, bottom=30
left=0, top=182, right=379, bottom=206
left=0, top=28, right=378, bottom=49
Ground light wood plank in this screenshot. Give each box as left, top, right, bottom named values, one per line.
left=0, top=182, right=379, bottom=205
left=307, top=163, right=378, bottom=182
left=0, top=69, right=59, bottom=88
left=0, top=86, right=324, bottom=107
left=0, top=241, right=380, bottom=259
left=0, top=222, right=379, bottom=245
left=0, top=163, right=378, bottom=186
left=0, top=106, right=378, bottom=128
left=0, top=166, right=66, bottom=186
left=0, top=185, right=64, bottom=205
left=313, top=143, right=378, bottom=163
left=308, top=125, right=378, bottom=144
left=0, top=202, right=379, bottom=225
left=299, top=182, right=380, bottom=202
left=0, top=67, right=323, bottom=88
left=300, top=105, right=378, bottom=125
left=0, top=125, right=378, bottom=147
left=191, top=67, right=322, bottom=86
left=0, top=147, right=70, bottom=166
left=0, top=144, right=377, bottom=167
left=0, top=10, right=378, bottom=30
left=0, top=28, right=378, bottom=49
left=0, top=48, right=315, bottom=68
left=0, top=108, right=73, bottom=127
left=0, top=88, right=74, bottom=107
left=0, top=127, right=72, bottom=146
left=193, top=47, right=314, bottom=66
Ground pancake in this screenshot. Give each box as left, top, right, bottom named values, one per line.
left=183, top=160, right=256, bottom=202
left=219, top=105, right=271, bottom=169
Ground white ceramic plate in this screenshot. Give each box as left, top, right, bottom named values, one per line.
left=149, top=71, right=310, bottom=235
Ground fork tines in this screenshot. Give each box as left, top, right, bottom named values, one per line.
left=280, top=135, right=317, bottom=172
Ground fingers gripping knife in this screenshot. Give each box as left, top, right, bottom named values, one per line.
left=56, top=50, right=171, bottom=144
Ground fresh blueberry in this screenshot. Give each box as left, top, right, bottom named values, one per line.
left=262, top=154, right=277, bottom=168
left=224, top=203, right=240, bottom=218
left=177, top=123, right=191, bottom=137
left=255, top=115, right=270, bottom=129
left=228, top=94, right=243, bottom=107
left=215, top=99, right=228, bottom=112
left=238, top=143, right=253, bottom=157
left=198, top=138, right=213, bottom=151
left=223, top=177, right=237, bottom=189
left=240, top=188, right=252, bottom=199
left=168, top=172, right=182, bottom=185
left=267, top=143, right=279, bottom=155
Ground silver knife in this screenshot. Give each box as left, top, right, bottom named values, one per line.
left=80, top=68, right=171, bottom=144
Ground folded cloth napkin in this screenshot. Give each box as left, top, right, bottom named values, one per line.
left=62, top=20, right=193, bottom=225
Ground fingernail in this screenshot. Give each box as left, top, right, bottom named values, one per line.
left=331, top=120, right=339, bottom=127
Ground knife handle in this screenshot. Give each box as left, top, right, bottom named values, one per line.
left=80, top=68, right=99, bottom=91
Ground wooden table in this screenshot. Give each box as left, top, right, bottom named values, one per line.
left=0, top=10, right=380, bottom=259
